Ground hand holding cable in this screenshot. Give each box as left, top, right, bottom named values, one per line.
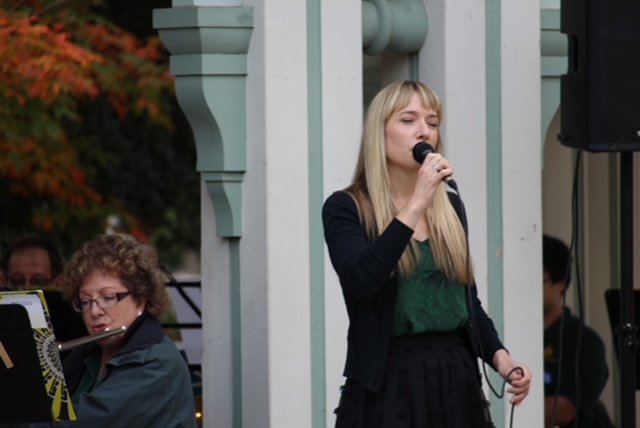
left=493, top=349, right=532, bottom=405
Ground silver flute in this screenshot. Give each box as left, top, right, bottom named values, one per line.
left=57, top=326, right=127, bottom=352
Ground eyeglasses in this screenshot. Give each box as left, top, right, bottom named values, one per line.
left=8, top=275, right=52, bottom=288
left=72, top=292, right=132, bottom=313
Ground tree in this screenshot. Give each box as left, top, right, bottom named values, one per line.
left=0, top=0, right=200, bottom=267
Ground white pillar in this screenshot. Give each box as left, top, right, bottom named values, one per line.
left=500, top=1, right=543, bottom=427
left=320, top=2, right=363, bottom=425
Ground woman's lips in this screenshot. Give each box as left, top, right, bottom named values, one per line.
left=91, top=324, right=108, bottom=334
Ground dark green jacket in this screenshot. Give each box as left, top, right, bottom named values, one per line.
left=25, top=312, right=197, bottom=428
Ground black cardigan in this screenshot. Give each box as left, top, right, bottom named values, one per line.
left=322, top=190, right=505, bottom=392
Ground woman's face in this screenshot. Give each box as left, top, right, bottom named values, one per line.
left=78, top=269, right=146, bottom=351
left=385, top=92, right=440, bottom=170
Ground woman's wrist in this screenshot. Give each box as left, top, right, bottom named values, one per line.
left=492, top=348, right=511, bottom=375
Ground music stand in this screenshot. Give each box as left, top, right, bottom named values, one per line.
left=0, top=304, right=52, bottom=423
left=0, top=290, right=76, bottom=423
left=604, top=288, right=640, bottom=389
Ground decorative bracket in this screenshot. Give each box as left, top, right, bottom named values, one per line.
left=154, top=6, right=253, bottom=238
left=362, top=0, right=429, bottom=55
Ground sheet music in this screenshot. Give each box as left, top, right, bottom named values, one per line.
left=0, top=292, right=48, bottom=328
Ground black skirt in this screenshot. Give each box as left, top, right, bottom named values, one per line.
left=334, top=331, right=494, bottom=428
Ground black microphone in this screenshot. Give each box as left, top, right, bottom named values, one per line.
left=412, top=142, right=458, bottom=191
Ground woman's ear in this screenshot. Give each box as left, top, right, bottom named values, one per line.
left=136, top=300, right=147, bottom=316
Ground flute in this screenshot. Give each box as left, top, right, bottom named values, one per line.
left=57, top=326, right=127, bottom=352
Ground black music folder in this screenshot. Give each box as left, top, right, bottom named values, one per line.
left=0, top=290, right=76, bottom=423
left=42, top=289, right=87, bottom=343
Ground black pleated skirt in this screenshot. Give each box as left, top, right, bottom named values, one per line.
left=334, top=331, right=494, bottom=428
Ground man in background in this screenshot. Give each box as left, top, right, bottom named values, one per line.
left=543, top=234, right=611, bottom=428
left=0, top=235, right=64, bottom=290
left=1, top=235, right=86, bottom=342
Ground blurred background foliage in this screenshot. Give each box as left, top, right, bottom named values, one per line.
left=0, top=0, right=200, bottom=269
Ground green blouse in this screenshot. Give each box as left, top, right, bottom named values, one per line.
left=392, top=240, right=468, bottom=336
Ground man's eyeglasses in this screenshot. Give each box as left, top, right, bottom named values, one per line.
left=72, top=292, right=132, bottom=313
left=8, top=275, right=52, bottom=288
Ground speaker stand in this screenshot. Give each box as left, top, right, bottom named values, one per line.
left=619, top=152, right=637, bottom=428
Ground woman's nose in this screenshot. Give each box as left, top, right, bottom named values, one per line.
left=88, top=301, right=105, bottom=316
left=417, top=122, right=431, bottom=140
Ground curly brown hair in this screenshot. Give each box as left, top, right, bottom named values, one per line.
left=62, top=233, right=171, bottom=318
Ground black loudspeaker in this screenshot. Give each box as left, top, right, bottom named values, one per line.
left=559, top=0, right=640, bottom=152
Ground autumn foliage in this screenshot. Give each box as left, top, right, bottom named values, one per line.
left=0, top=0, right=182, bottom=250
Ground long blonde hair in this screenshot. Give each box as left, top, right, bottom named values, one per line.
left=346, top=80, right=472, bottom=284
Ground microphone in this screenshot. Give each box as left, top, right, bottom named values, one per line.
left=412, top=142, right=458, bottom=191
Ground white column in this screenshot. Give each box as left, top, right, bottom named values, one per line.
left=500, top=1, right=543, bottom=426
left=321, top=1, right=363, bottom=425
left=244, top=1, right=313, bottom=426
